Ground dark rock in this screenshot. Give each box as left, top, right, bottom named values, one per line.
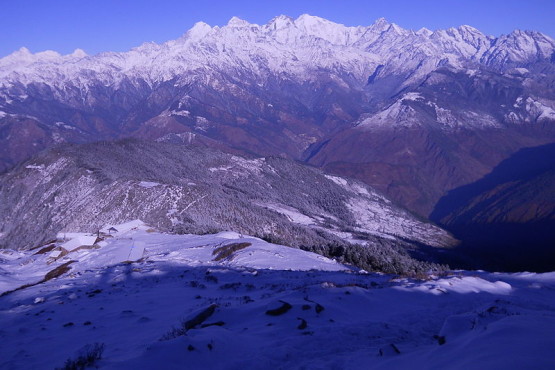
left=265, top=301, right=292, bottom=316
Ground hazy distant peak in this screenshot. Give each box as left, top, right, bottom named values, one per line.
left=14, top=46, right=32, bottom=56
left=0, top=47, right=63, bottom=68
left=3, top=46, right=33, bottom=61
left=1, top=46, right=87, bottom=65
left=70, top=48, right=87, bottom=58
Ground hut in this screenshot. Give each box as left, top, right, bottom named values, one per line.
left=60, top=235, right=98, bottom=253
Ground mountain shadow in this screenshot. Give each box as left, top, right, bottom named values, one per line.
left=430, top=143, right=555, bottom=272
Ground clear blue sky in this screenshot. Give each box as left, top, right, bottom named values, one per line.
left=1, top=0, right=554, bottom=58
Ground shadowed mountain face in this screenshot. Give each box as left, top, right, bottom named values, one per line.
left=1, top=16, right=555, bottom=218
left=306, top=68, right=555, bottom=216
left=430, top=143, right=555, bottom=272
left=307, top=125, right=555, bottom=216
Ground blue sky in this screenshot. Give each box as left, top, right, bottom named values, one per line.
left=1, top=0, right=554, bottom=58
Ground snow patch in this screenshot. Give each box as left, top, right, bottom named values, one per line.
left=138, top=181, right=160, bottom=188
left=214, top=231, right=243, bottom=239
left=100, top=220, right=146, bottom=235
left=264, top=203, right=315, bottom=225
left=325, top=175, right=348, bottom=187
left=401, top=92, right=423, bottom=101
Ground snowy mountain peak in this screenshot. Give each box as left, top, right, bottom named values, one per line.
left=268, top=14, right=295, bottom=30
left=480, top=28, right=555, bottom=66
left=183, top=21, right=213, bottom=41
left=457, top=24, right=484, bottom=35
left=0, top=47, right=63, bottom=70
left=35, top=50, right=62, bottom=59
left=416, top=27, right=433, bottom=37
left=289, top=13, right=365, bottom=45
left=227, top=16, right=250, bottom=27
left=69, top=48, right=87, bottom=58
left=452, top=25, right=488, bottom=46
left=295, top=13, right=328, bottom=26
left=13, top=46, right=32, bottom=57
left=0, top=47, right=34, bottom=67
left=295, top=14, right=336, bottom=32
left=385, top=23, right=407, bottom=35
left=0, top=47, right=86, bottom=69
left=370, top=17, right=392, bottom=32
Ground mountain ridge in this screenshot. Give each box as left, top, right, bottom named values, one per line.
left=1, top=15, right=553, bottom=86
left=0, top=139, right=455, bottom=275
left=1, top=14, right=554, bottom=218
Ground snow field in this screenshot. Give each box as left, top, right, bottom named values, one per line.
left=1, top=223, right=554, bottom=369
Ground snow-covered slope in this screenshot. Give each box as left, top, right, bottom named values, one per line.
left=0, top=221, right=348, bottom=295
left=0, top=140, right=454, bottom=256
left=1, top=221, right=554, bottom=369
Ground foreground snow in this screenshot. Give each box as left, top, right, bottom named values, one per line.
left=1, top=222, right=554, bottom=369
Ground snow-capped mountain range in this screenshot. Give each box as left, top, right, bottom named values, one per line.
left=1, top=15, right=554, bottom=269
left=1, top=16, right=554, bottom=203
left=1, top=15, right=553, bottom=87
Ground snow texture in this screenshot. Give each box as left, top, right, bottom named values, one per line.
left=0, top=15, right=552, bottom=94
left=1, top=222, right=554, bottom=369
